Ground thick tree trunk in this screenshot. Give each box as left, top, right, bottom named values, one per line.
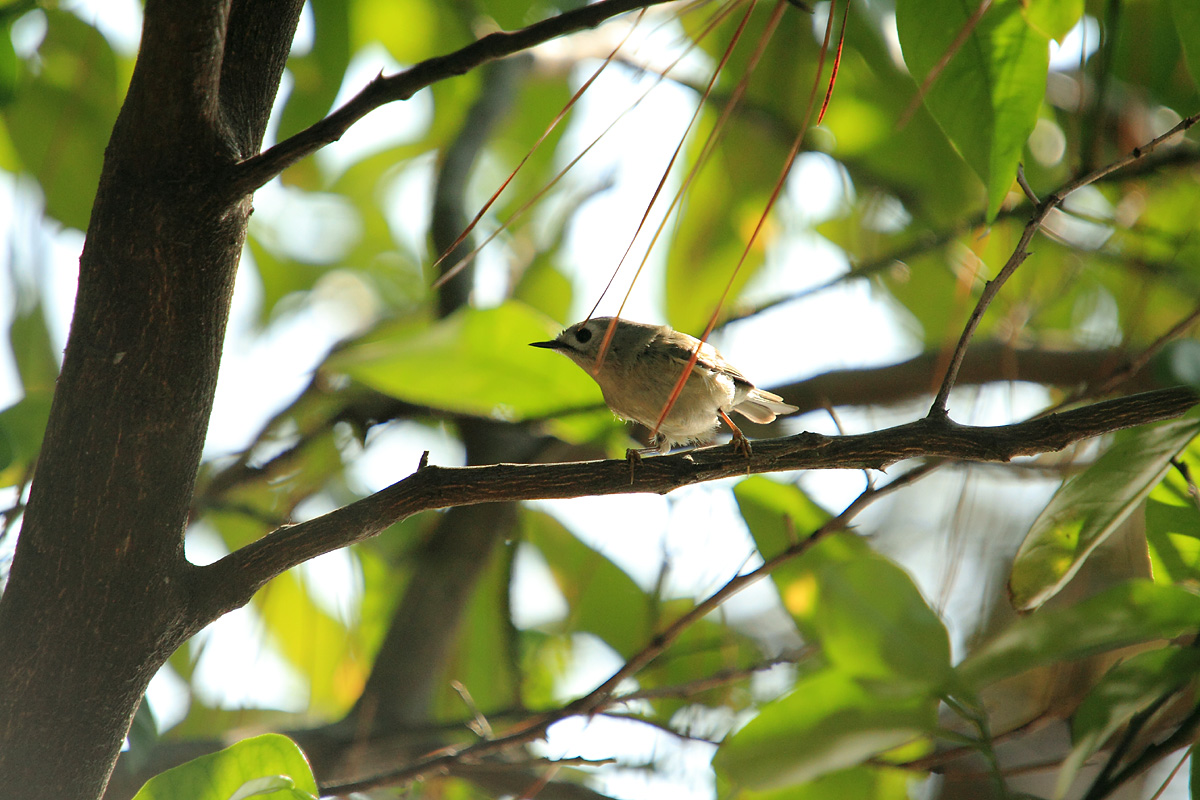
left=0, top=2, right=303, bottom=796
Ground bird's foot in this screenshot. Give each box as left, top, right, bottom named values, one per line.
left=625, top=447, right=644, bottom=484
left=731, top=432, right=753, bottom=459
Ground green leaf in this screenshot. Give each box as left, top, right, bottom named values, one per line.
left=254, top=569, right=360, bottom=716
left=1009, top=414, right=1200, bottom=610
left=277, top=1, right=351, bottom=145
left=1056, top=646, right=1200, bottom=798
left=1146, top=497, right=1200, bottom=585
left=2, top=10, right=120, bottom=229
left=734, top=476, right=829, bottom=558
left=713, top=666, right=936, bottom=790
left=736, top=481, right=953, bottom=692
left=0, top=390, right=52, bottom=486
left=132, top=733, right=317, bottom=800
left=728, top=765, right=915, bottom=800
left=328, top=302, right=601, bottom=419
left=895, top=0, right=1049, bottom=220
left=522, top=508, right=651, bottom=658
left=1167, top=0, right=1200, bottom=90
left=797, top=535, right=953, bottom=689
left=1022, top=0, right=1083, bottom=43
left=958, top=580, right=1200, bottom=690
left=438, top=532, right=520, bottom=716
left=0, top=17, right=17, bottom=106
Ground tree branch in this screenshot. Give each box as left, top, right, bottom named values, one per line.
left=192, top=386, right=1199, bottom=622
left=928, top=112, right=1200, bottom=416
left=230, top=0, right=677, bottom=194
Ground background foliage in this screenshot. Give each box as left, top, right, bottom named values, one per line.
left=2, top=0, right=1200, bottom=798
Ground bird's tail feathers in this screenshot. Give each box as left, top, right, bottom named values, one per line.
left=733, top=390, right=798, bottom=424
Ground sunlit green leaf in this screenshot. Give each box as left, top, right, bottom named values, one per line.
left=1009, top=413, right=1200, bottom=610
left=1146, top=497, right=1200, bottom=586
left=734, top=476, right=829, bottom=557
left=1022, top=0, right=1083, bottom=43
left=132, top=733, right=317, bottom=800
left=713, top=666, right=936, bottom=790
left=522, top=508, right=651, bottom=658
left=793, top=535, right=953, bottom=689
left=737, top=480, right=952, bottom=692
left=328, top=302, right=601, bottom=418
left=958, top=580, right=1200, bottom=690
left=895, top=0, right=1049, bottom=219
left=255, top=569, right=362, bottom=716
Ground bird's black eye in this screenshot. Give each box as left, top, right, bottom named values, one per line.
left=574, top=327, right=593, bottom=344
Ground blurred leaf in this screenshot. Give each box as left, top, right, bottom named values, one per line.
left=0, top=17, right=17, bottom=106
left=513, top=257, right=572, bottom=323
left=790, top=534, right=953, bottom=690
left=713, top=666, right=936, bottom=790
left=0, top=390, right=51, bottom=486
left=439, top=536, right=520, bottom=716
left=729, top=765, right=915, bottom=800
left=255, top=568, right=362, bottom=716
left=522, top=508, right=651, bottom=658
left=1009, top=413, right=1200, bottom=610
left=665, top=137, right=771, bottom=333
left=1057, top=646, right=1200, bottom=797
left=328, top=302, right=601, bottom=418
left=638, top=609, right=761, bottom=719
left=737, top=481, right=951, bottom=691
left=895, top=0, right=1048, bottom=220
left=735, top=476, right=829, bottom=557
left=958, top=580, right=1200, bottom=690
left=277, top=1, right=351, bottom=145
left=1165, top=0, right=1200, bottom=91
left=132, top=733, right=317, bottom=800
left=8, top=300, right=57, bottom=391
left=1022, top=0, right=1083, bottom=43
left=3, top=10, right=119, bottom=229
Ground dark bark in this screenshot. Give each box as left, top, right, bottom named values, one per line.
left=0, top=1, right=304, bottom=796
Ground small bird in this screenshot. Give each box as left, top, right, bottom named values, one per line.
left=531, top=316, right=798, bottom=454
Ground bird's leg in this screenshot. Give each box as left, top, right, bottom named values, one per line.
left=625, top=433, right=665, bottom=483
left=624, top=447, right=643, bottom=484
left=719, top=410, right=752, bottom=458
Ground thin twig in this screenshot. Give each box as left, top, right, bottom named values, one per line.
left=928, top=112, right=1200, bottom=417
left=231, top=0, right=678, bottom=194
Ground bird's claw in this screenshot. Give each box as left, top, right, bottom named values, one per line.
left=625, top=447, right=643, bottom=484
left=731, top=433, right=753, bottom=460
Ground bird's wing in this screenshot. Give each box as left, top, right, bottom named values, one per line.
left=660, top=333, right=753, bottom=387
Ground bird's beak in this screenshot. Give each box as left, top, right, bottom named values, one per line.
left=529, top=340, right=564, bottom=350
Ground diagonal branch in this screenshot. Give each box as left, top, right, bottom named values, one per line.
left=192, top=386, right=1199, bottom=624
left=230, top=0, right=679, bottom=194
left=928, top=112, right=1200, bottom=416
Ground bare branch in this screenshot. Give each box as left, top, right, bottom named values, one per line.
left=230, top=0, right=679, bottom=194
left=193, top=386, right=1198, bottom=620
left=319, top=460, right=935, bottom=795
